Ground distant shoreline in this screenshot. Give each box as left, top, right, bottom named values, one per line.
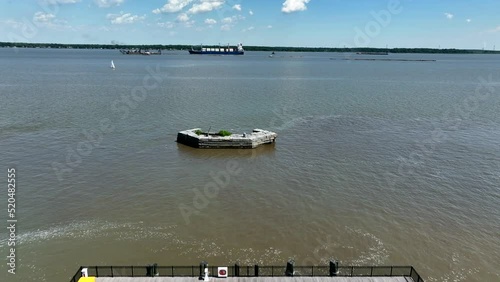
left=1, top=42, right=499, bottom=54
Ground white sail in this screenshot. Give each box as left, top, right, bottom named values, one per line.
left=110, top=60, right=115, bottom=69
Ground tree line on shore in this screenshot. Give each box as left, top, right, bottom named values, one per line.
left=1, top=42, right=499, bottom=54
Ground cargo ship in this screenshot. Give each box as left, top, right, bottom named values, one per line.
left=189, top=43, right=244, bottom=55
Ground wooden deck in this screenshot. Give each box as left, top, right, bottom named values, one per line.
left=95, top=277, right=414, bottom=282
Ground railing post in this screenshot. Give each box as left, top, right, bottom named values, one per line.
left=370, top=266, right=373, bottom=276
left=311, top=266, right=314, bottom=276
left=171, top=266, right=174, bottom=277
left=329, top=260, right=339, bottom=276
left=111, top=266, right=114, bottom=277
left=390, top=266, right=393, bottom=276
left=254, top=264, right=259, bottom=277
left=285, top=260, right=294, bottom=276
left=199, top=261, right=207, bottom=279
left=96, top=266, right=99, bottom=277
left=351, top=266, right=354, bottom=276
left=271, top=266, right=274, bottom=277
left=234, top=264, right=240, bottom=277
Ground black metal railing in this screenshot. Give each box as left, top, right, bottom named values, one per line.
left=71, top=264, right=424, bottom=282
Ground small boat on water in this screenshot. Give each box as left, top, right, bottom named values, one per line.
left=110, top=60, right=115, bottom=70
left=189, top=43, right=244, bottom=55
left=269, top=51, right=275, bottom=58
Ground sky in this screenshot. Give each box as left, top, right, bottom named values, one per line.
left=0, top=0, right=499, bottom=49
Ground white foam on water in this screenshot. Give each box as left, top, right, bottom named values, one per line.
left=270, top=114, right=339, bottom=132
left=0, top=220, right=180, bottom=248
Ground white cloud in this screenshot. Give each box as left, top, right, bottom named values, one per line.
left=1, top=19, right=24, bottom=29
left=188, top=0, right=224, bottom=14
left=232, top=4, right=241, bottom=11
left=95, top=0, right=124, bottom=8
left=33, top=12, right=56, bottom=23
left=466, top=19, right=471, bottom=23
left=204, top=18, right=217, bottom=25
left=158, top=21, right=174, bottom=28
left=267, top=25, right=272, bottom=29
left=282, top=0, right=310, bottom=13
left=486, top=26, right=500, bottom=33
left=249, top=10, right=253, bottom=16
left=221, top=17, right=233, bottom=24
left=44, top=0, right=80, bottom=4
left=444, top=12, right=453, bottom=20
left=221, top=15, right=244, bottom=24
left=106, top=12, right=145, bottom=24
left=242, top=26, right=254, bottom=32
left=184, top=20, right=195, bottom=27
left=177, top=13, right=190, bottom=22
left=153, top=0, right=193, bottom=14
left=220, top=24, right=231, bottom=31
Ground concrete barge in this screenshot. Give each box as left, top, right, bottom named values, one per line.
left=176, top=129, right=277, bottom=149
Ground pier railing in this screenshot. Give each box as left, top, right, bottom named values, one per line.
left=70, top=264, right=424, bottom=281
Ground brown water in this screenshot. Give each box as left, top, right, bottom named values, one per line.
left=0, top=48, right=499, bottom=281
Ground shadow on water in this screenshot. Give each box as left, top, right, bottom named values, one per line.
left=175, top=142, right=276, bottom=159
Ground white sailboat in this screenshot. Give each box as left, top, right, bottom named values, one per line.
left=110, top=60, right=115, bottom=70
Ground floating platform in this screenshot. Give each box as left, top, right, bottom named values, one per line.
left=176, top=129, right=277, bottom=149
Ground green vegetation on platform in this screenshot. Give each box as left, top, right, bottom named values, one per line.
left=218, top=130, right=232, bottom=137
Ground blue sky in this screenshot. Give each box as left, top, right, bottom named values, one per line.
left=0, top=0, right=499, bottom=49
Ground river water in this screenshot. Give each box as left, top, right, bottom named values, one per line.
left=0, top=48, right=499, bottom=281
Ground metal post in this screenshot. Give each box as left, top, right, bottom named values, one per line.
left=285, top=260, right=294, bottom=276
left=111, top=266, right=113, bottom=277
left=254, top=265, right=259, bottom=277
left=235, top=264, right=240, bottom=277
left=329, top=260, right=339, bottom=276
left=199, top=261, right=208, bottom=279
left=153, top=263, right=158, bottom=276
